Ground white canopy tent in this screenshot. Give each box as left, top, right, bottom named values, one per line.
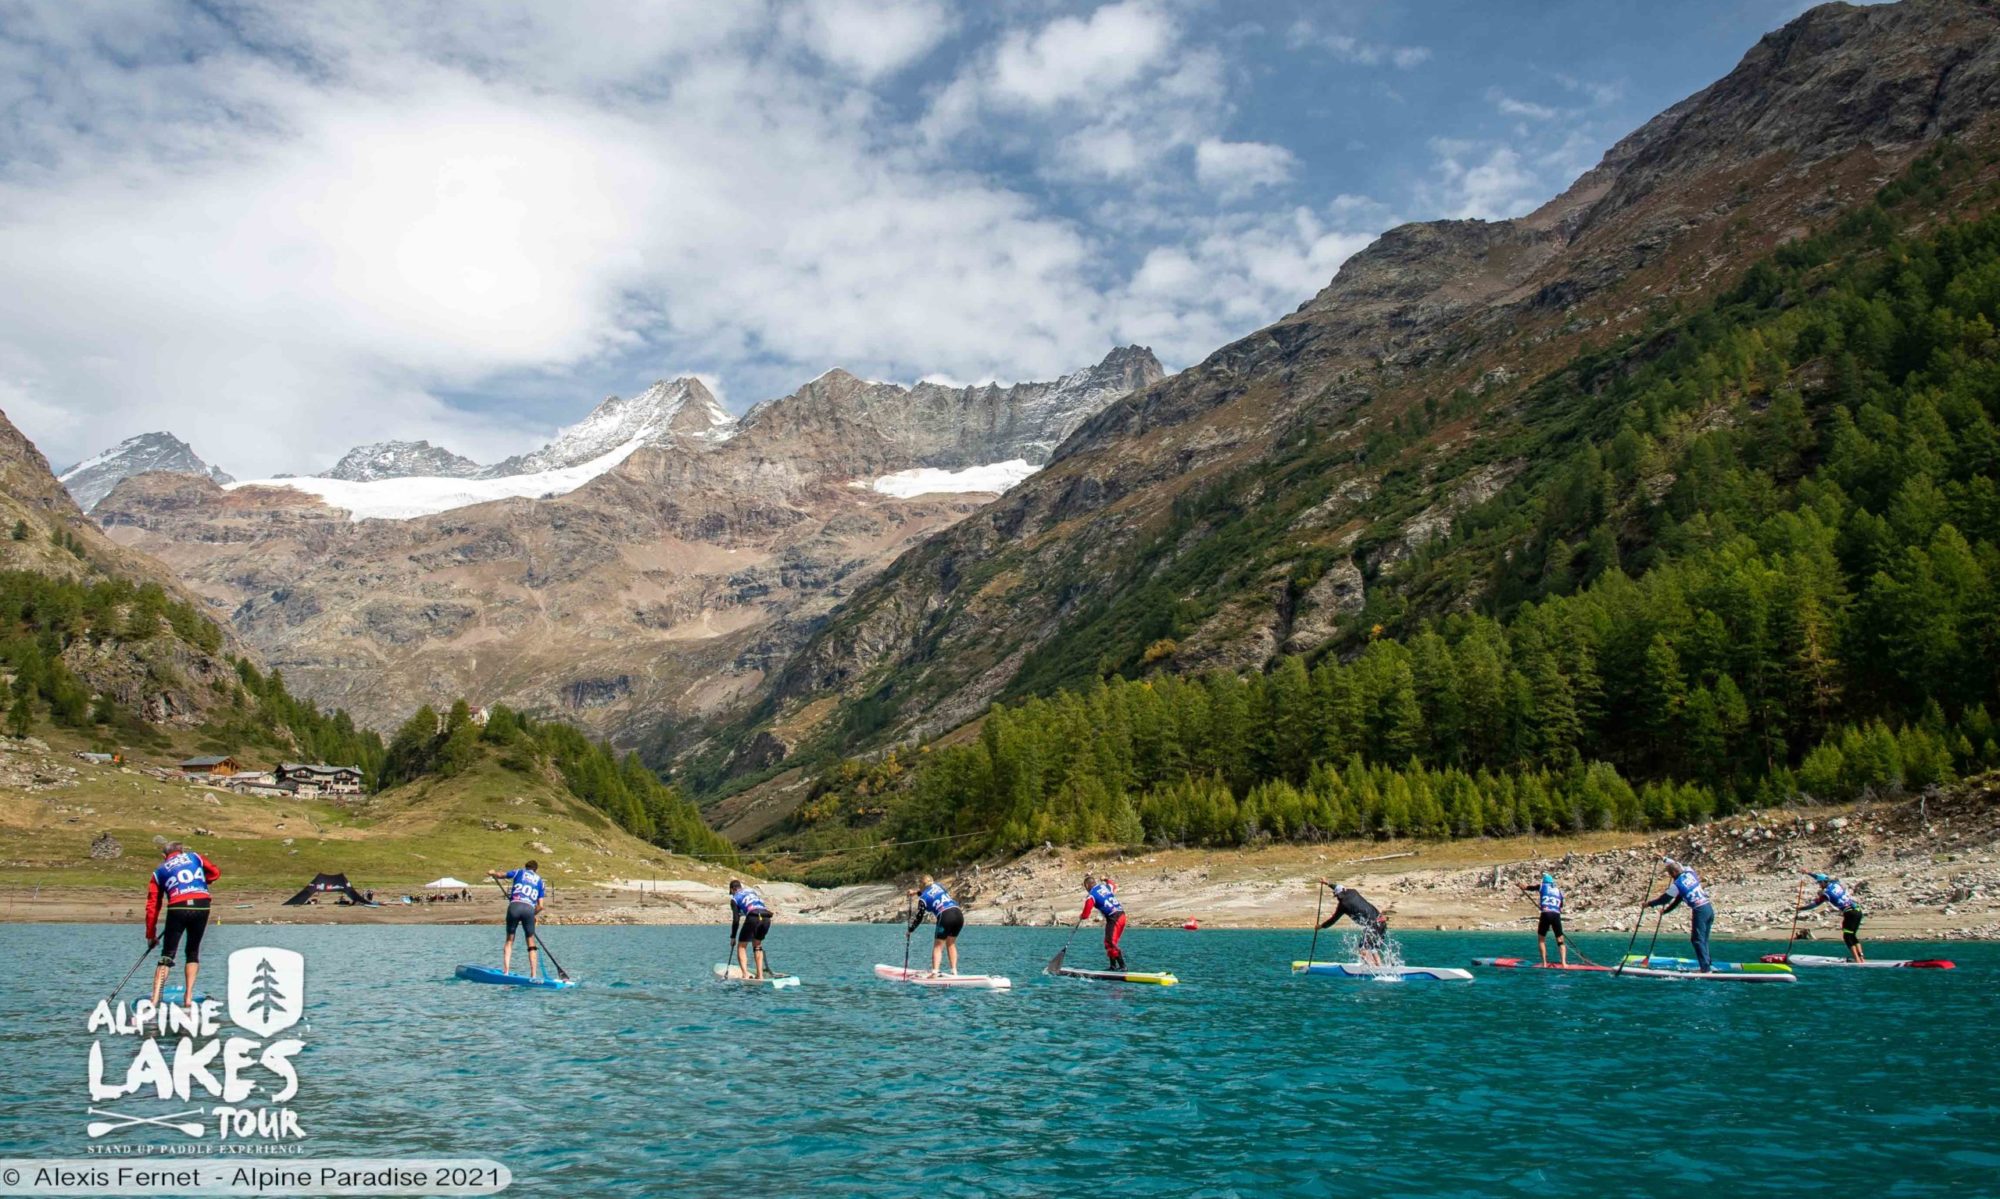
left=423, top=877, right=472, bottom=889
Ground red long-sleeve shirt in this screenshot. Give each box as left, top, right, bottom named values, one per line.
left=145, top=854, right=220, bottom=937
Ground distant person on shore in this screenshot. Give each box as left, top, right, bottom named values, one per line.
left=146, top=841, right=220, bottom=1009
left=1799, top=872, right=1866, bottom=962
left=1646, top=858, right=1715, bottom=971
left=728, top=880, right=774, bottom=980
left=486, top=859, right=546, bottom=978
left=1080, top=874, right=1128, bottom=970
left=907, top=874, right=965, bottom=975
left=1316, top=880, right=1388, bottom=967
left=1517, top=872, right=1568, bottom=966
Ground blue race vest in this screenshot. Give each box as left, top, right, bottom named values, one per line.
left=506, top=868, right=545, bottom=904
left=1673, top=870, right=1711, bottom=910
left=917, top=882, right=958, bottom=916
left=1087, top=881, right=1123, bottom=917
left=1538, top=881, right=1564, bottom=914
left=1822, top=880, right=1857, bottom=912
left=154, top=852, right=210, bottom=903
left=733, top=888, right=769, bottom=915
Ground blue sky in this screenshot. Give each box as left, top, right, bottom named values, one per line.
left=0, top=0, right=1824, bottom=476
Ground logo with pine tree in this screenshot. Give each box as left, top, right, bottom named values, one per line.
left=226, top=947, right=305, bottom=1036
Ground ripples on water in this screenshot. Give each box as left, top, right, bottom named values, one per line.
left=2, top=924, right=1994, bottom=1197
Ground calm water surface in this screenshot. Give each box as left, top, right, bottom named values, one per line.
left=1, top=923, right=1994, bottom=1197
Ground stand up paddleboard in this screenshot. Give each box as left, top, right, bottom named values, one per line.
left=1761, top=953, right=1955, bottom=969
left=1470, top=957, right=1612, bottom=973
left=713, top=963, right=801, bottom=988
left=455, top=964, right=576, bottom=989
left=1623, top=954, right=1791, bottom=973
left=1293, top=961, right=1473, bottom=981
left=1612, top=965, right=1795, bottom=983
left=873, top=965, right=1011, bottom=989
left=153, top=986, right=211, bottom=1001
left=1053, top=965, right=1178, bottom=986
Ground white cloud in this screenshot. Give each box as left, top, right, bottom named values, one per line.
left=1285, top=20, right=1431, bottom=70
left=780, top=0, right=952, bottom=80
left=1194, top=139, right=1297, bottom=198
left=1423, top=141, right=1545, bottom=221
left=1490, top=89, right=1561, bottom=121
left=0, top=1, right=1371, bottom=478
left=987, top=1, right=1176, bottom=108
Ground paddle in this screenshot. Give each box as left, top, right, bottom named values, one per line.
left=902, top=895, right=915, bottom=977
left=1613, top=866, right=1662, bottom=977
left=109, top=942, right=156, bottom=1006
left=1046, top=915, right=1085, bottom=975
left=488, top=876, right=569, bottom=981
left=1782, top=874, right=1809, bottom=963
left=1303, top=881, right=1326, bottom=972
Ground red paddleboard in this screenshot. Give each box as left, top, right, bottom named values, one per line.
left=1182, top=919, right=1200, bottom=930
left=1470, top=957, right=1613, bottom=972
left=1760, top=953, right=1956, bottom=969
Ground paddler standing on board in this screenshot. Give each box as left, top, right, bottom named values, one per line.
left=1645, top=857, right=1715, bottom=972
left=146, top=840, right=220, bottom=1009
left=1798, top=872, right=1867, bottom=962
left=907, top=874, right=965, bottom=976
left=728, top=880, right=775, bottom=980
left=486, top=859, right=546, bottom=978
left=1080, top=874, right=1128, bottom=971
left=1516, top=872, right=1568, bottom=966
left=1316, top=880, right=1388, bottom=967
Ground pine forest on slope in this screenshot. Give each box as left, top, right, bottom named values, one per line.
left=744, top=142, right=2000, bottom=880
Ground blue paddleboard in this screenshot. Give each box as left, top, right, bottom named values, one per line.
left=455, top=963, right=576, bottom=989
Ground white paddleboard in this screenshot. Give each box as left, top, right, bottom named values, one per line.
left=1292, top=961, right=1474, bottom=982
left=1763, top=953, right=1955, bottom=969
left=1612, top=965, right=1795, bottom=983
left=713, top=963, right=801, bottom=988
left=873, top=964, right=1012, bottom=989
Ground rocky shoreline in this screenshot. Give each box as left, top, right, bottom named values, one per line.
left=9, top=781, right=1996, bottom=940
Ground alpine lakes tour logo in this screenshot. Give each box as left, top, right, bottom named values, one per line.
left=86, top=948, right=307, bottom=1148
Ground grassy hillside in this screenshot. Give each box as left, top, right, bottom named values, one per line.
left=0, top=736, right=726, bottom=891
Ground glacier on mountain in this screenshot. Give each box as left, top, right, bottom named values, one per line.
left=228, top=437, right=648, bottom=521
left=862, top=459, right=1039, bottom=498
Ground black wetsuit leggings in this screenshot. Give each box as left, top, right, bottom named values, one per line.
left=161, top=901, right=210, bottom=964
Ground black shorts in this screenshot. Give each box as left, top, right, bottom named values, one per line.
left=1538, top=912, right=1565, bottom=938
left=505, top=902, right=538, bottom=939
left=935, top=907, right=965, bottom=940
left=737, top=911, right=772, bottom=943
left=1841, top=908, right=1864, bottom=945
left=161, top=901, right=210, bottom=964
left=1360, top=918, right=1388, bottom=952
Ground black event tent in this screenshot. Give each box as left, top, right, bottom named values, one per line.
left=282, top=872, right=375, bottom=906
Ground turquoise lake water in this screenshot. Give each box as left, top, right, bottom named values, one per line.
left=1, top=923, right=1994, bottom=1197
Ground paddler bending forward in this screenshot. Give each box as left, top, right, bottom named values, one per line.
left=729, top=880, right=775, bottom=980
left=1800, top=872, right=1866, bottom=962
left=1316, top=880, right=1388, bottom=966
left=908, top=874, right=965, bottom=976
left=147, top=841, right=220, bottom=1008
left=1645, top=858, right=1714, bottom=972
left=487, top=859, right=546, bottom=978
left=1080, top=874, right=1127, bottom=970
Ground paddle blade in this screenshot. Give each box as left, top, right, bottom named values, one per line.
left=1045, top=947, right=1067, bottom=975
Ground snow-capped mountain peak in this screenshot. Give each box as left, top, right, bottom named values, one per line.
left=485, top=376, right=734, bottom=477
left=57, top=431, right=233, bottom=511
left=322, top=440, right=483, bottom=482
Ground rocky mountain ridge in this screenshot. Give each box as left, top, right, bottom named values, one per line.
left=725, top=0, right=2000, bottom=786
left=91, top=347, right=1162, bottom=742
left=57, top=432, right=232, bottom=512
left=325, top=440, right=484, bottom=482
